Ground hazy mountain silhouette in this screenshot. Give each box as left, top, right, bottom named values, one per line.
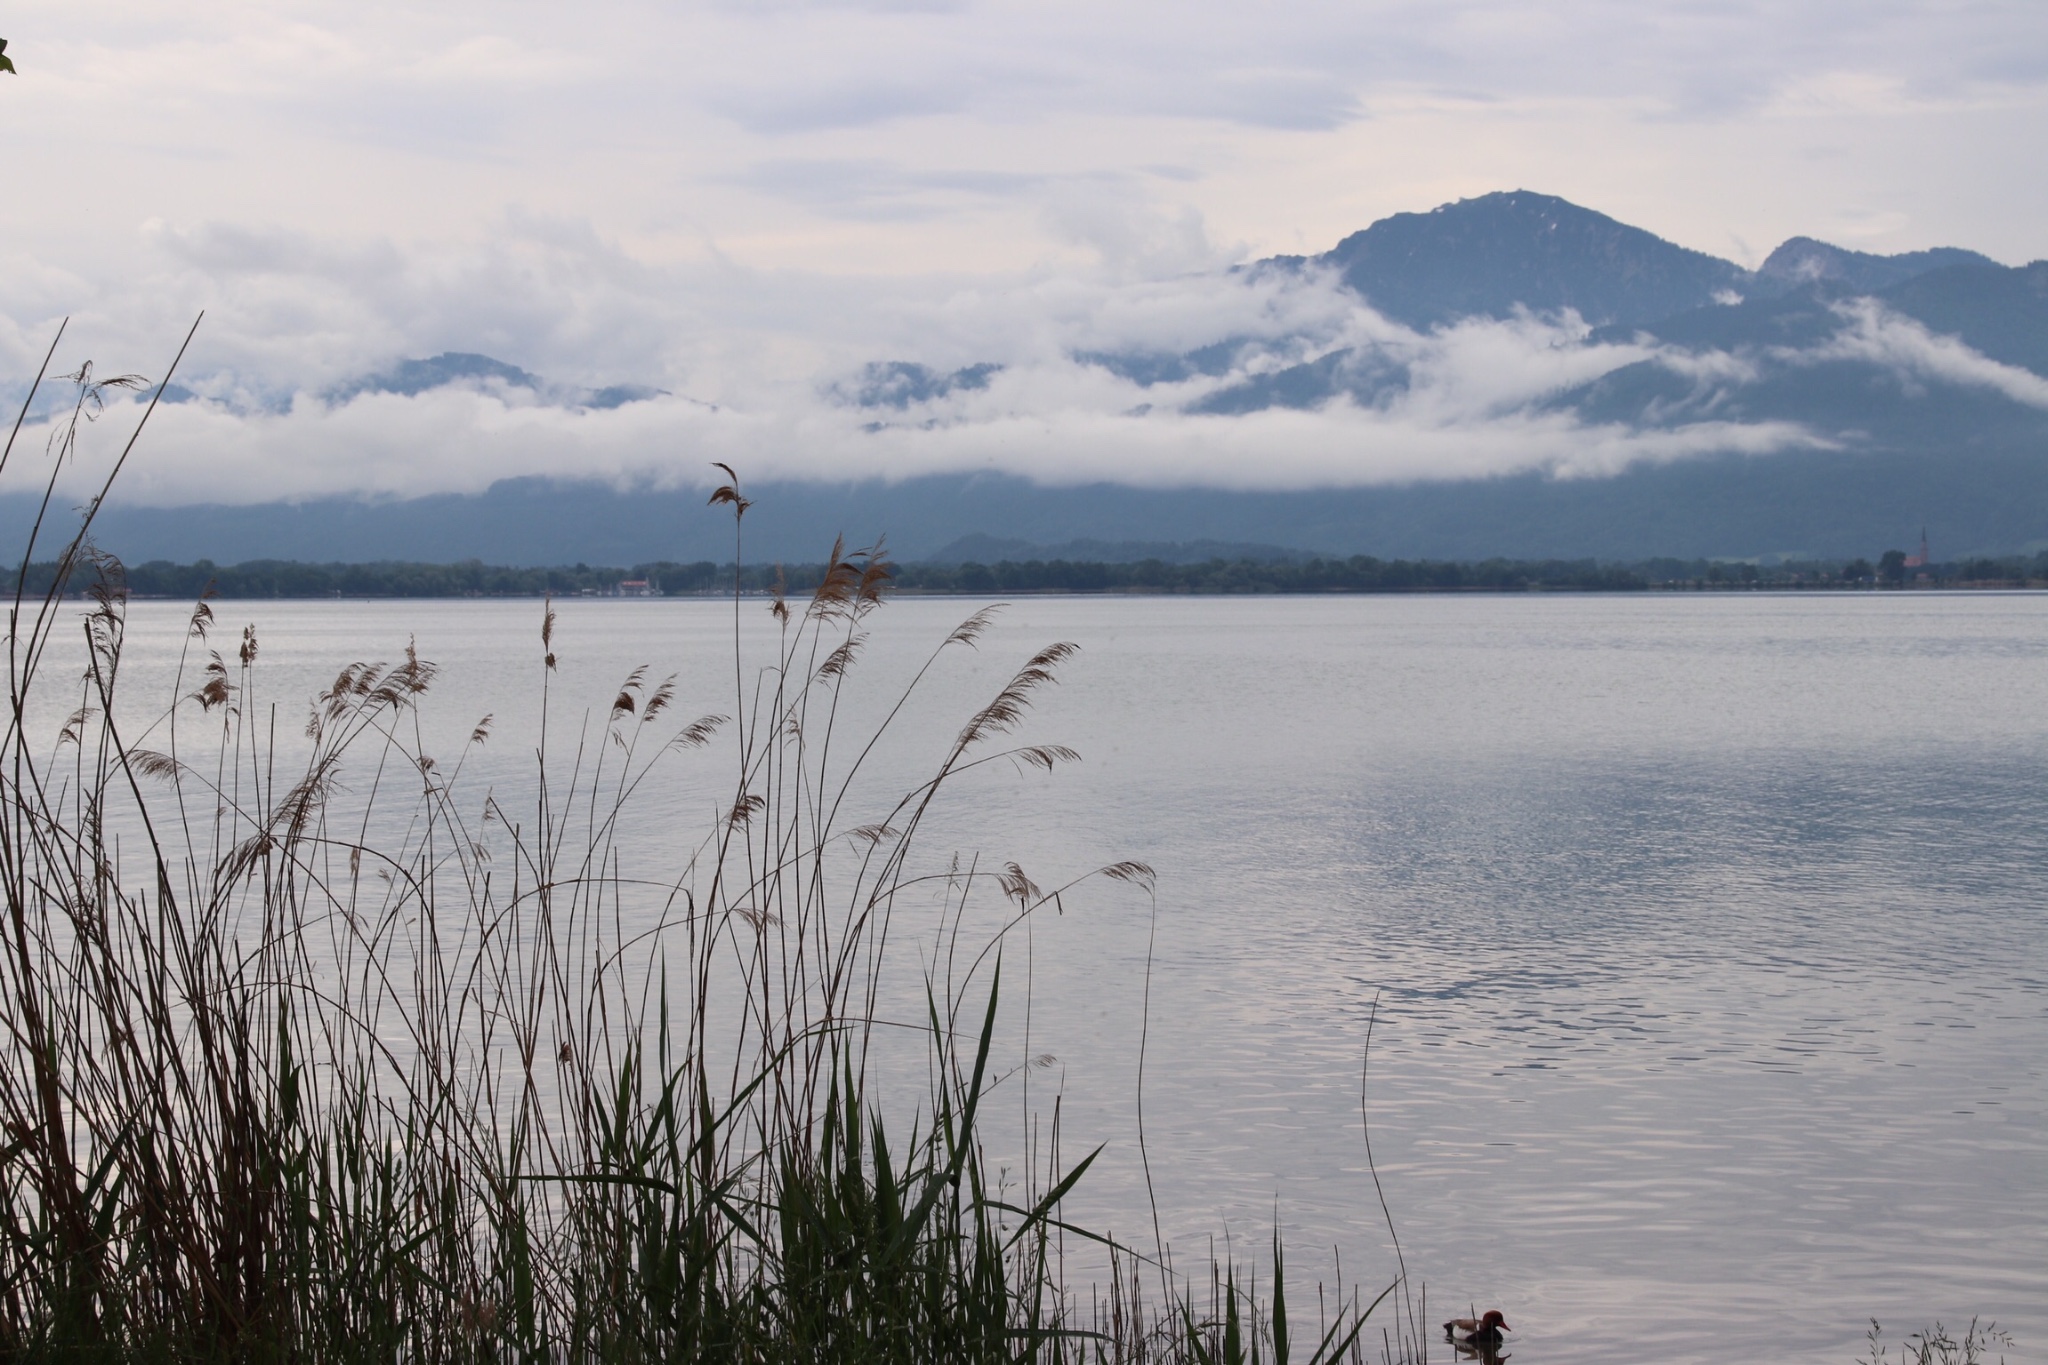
left=835, top=361, right=1002, bottom=409
left=1756, top=238, right=1997, bottom=294
left=1593, top=259, right=2048, bottom=371
left=1882, top=261, right=2048, bottom=374
left=320, top=352, right=665, bottom=411
left=34, top=457, right=2048, bottom=569
left=326, top=352, right=545, bottom=402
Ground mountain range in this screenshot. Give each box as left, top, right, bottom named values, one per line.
left=23, top=190, right=2048, bottom=566
left=1303, top=191, right=1996, bottom=329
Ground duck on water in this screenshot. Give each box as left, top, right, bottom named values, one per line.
left=1444, top=1310, right=1511, bottom=1348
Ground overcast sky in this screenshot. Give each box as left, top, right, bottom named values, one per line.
left=2, top=0, right=2044, bottom=503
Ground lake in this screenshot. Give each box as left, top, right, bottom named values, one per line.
left=95, top=590, right=2048, bottom=1364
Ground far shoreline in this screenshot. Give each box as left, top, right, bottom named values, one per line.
left=29, top=549, right=2048, bottom=601
left=104, top=583, right=2048, bottom=603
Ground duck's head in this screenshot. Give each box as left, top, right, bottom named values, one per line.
left=1479, top=1311, right=1511, bottom=1334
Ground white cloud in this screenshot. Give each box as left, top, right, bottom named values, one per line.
left=3, top=246, right=1831, bottom=508
left=3, top=369, right=1819, bottom=508
left=1807, top=299, right=2048, bottom=409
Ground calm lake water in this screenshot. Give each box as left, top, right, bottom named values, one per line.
left=97, top=592, right=2048, bottom=1364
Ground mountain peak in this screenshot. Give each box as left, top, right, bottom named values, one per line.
left=1316, top=190, right=1750, bottom=329
left=330, top=352, right=542, bottom=402
left=324, top=352, right=664, bottom=410
left=1757, top=237, right=1998, bottom=293
left=1427, top=189, right=1591, bottom=220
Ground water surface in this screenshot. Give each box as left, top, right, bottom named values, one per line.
left=98, top=591, right=2048, bottom=1364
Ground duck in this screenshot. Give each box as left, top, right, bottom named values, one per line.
left=1442, top=1310, right=1511, bottom=1347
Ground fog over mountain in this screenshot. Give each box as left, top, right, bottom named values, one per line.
left=8, top=191, right=2046, bottom=564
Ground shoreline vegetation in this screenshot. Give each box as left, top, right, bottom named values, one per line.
left=0, top=350, right=1419, bottom=1361
left=21, top=551, right=2048, bottom=601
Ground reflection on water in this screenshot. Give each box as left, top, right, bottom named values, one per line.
left=92, top=592, right=2048, bottom=1364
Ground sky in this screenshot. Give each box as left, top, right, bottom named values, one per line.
left=1, top=0, right=2045, bottom=506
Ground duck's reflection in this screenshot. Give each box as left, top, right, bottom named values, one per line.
left=1449, top=1340, right=1510, bottom=1364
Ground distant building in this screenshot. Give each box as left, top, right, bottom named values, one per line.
left=618, top=579, right=654, bottom=597
left=1903, top=528, right=1931, bottom=569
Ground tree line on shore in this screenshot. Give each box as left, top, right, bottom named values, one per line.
left=15, top=548, right=2048, bottom=599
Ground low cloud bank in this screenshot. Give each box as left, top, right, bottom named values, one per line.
left=7, top=222, right=2037, bottom=510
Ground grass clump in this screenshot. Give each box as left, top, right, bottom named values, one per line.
left=1860, top=1320, right=2015, bottom=1365
left=0, top=337, right=1397, bottom=1363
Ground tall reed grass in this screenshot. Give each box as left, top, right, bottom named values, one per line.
left=0, top=332, right=1402, bottom=1362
